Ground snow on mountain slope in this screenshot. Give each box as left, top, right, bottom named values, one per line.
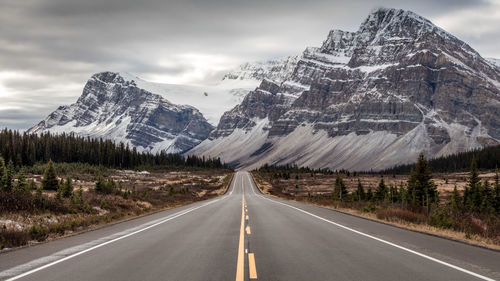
left=488, top=58, right=500, bottom=69
left=222, top=55, right=300, bottom=83
left=119, top=72, right=259, bottom=125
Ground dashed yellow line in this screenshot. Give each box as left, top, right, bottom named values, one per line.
left=248, top=253, right=258, bottom=279
left=235, top=181, right=245, bottom=281
left=246, top=226, right=251, bottom=235
left=246, top=215, right=249, bottom=220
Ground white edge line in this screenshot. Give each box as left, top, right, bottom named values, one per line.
left=5, top=198, right=222, bottom=281
left=246, top=173, right=495, bottom=281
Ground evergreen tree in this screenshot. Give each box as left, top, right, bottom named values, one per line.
left=355, top=179, right=365, bottom=201
left=407, top=153, right=437, bottom=207
left=14, top=169, right=28, bottom=192
left=42, top=160, right=59, bottom=190
left=28, top=179, right=37, bottom=190
left=375, top=178, right=388, bottom=202
left=0, top=157, right=5, bottom=189
left=366, top=187, right=373, bottom=201
left=449, top=185, right=462, bottom=211
left=333, top=174, right=347, bottom=201
left=94, top=175, right=106, bottom=194
left=389, top=185, right=399, bottom=203
left=480, top=180, right=495, bottom=215
left=467, top=157, right=482, bottom=211
left=2, top=160, right=14, bottom=192
left=399, top=182, right=409, bottom=206
left=62, top=177, right=73, bottom=198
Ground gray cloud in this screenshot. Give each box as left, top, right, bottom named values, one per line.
left=0, top=0, right=497, bottom=130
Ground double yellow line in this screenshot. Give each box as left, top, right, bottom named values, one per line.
left=235, top=177, right=257, bottom=281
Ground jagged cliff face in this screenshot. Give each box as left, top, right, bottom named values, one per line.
left=190, top=8, right=500, bottom=171
left=29, top=72, right=214, bottom=154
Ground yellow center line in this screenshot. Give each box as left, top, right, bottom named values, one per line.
left=235, top=180, right=245, bottom=281
left=246, top=226, right=251, bottom=235
left=246, top=215, right=249, bottom=220
left=248, top=253, right=258, bottom=279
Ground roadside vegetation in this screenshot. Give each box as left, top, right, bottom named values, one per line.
left=0, top=129, right=232, bottom=250
left=253, top=153, right=500, bottom=248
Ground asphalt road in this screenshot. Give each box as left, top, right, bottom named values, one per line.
left=0, top=171, right=499, bottom=281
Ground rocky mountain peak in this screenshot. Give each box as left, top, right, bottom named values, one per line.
left=190, top=8, right=500, bottom=171
left=30, top=71, right=214, bottom=154
left=319, top=29, right=355, bottom=55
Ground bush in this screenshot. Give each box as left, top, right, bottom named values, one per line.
left=29, top=224, right=48, bottom=241
left=376, top=208, right=427, bottom=224
left=95, top=177, right=116, bottom=194
left=0, top=228, right=29, bottom=248
left=429, top=208, right=455, bottom=229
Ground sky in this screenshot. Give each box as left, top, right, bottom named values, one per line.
left=1, top=0, right=499, bottom=130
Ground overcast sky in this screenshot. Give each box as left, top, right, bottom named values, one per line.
left=1, top=0, right=499, bottom=130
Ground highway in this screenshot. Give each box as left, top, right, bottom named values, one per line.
left=0, top=171, right=499, bottom=280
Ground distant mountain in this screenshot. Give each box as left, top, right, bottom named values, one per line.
left=190, top=8, right=500, bottom=171
left=29, top=72, right=214, bottom=154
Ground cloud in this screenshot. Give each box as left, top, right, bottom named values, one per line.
left=0, top=0, right=496, bottom=130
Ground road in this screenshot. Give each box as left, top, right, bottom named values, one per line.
left=0, top=171, right=499, bottom=281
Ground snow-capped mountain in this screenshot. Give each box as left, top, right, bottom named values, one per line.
left=190, top=8, right=500, bottom=171
left=29, top=72, right=215, bottom=154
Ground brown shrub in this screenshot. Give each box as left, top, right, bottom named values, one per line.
left=377, top=208, right=427, bottom=224
left=0, top=228, right=29, bottom=248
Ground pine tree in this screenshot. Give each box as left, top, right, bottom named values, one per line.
left=333, top=174, right=347, bottom=201
left=467, top=157, right=482, bottom=211
left=450, top=185, right=462, bottom=211
left=366, top=187, right=373, bottom=201
left=480, top=180, right=495, bottom=215
left=0, top=157, right=6, bottom=190
left=375, top=178, right=387, bottom=202
left=62, top=177, right=73, bottom=198
left=389, top=185, right=399, bottom=203
left=95, top=175, right=106, bottom=194
left=407, top=153, right=437, bottom=207
left=399, top=182, right=409, bottom=206
left=14, top=169, right=28, bottom=192
left=42, top=160, right=59, bottom=190
left=355, top=179, right=365, bottom=201
left=3, top=160, right=14, bottom=192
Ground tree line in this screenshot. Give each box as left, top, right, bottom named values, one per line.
left=381, top=145, right=500, bottom=174
left=0, top=128, right=227, bottom=169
